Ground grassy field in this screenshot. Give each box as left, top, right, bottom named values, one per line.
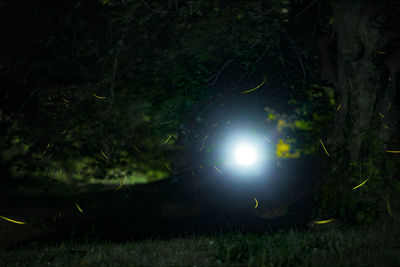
left=1, top=167, right=398, bottom=266
left=2, top=219, right=399, bottom=267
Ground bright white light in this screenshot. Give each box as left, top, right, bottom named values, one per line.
left=234, top=145, right=257, bottom=166
left=219, top=130, right=271, bottom=177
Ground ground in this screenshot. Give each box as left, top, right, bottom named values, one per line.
left=0, top=158, right=319, bottom=250
left=2, top=220, right=399, bottom=266
left=5, top=158, right=385, bottom=266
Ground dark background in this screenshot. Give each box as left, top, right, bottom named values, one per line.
left=0, top=0, right=399, bottom=249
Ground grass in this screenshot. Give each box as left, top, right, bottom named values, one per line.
left=3, top=219, right=399, bottom=267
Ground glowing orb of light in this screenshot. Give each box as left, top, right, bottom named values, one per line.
left=234, top=144, right=258, bottom=166
left=218, top=130, right=271, bottom=177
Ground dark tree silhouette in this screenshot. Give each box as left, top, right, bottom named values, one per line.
left=319, top=0, right=400, bottom=222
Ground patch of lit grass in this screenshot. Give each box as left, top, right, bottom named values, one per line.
left=86, top=170, right=168, bottom=187
left=3, top=220, right=399, bottom=267
left=87, top=173, right=147, bottom=186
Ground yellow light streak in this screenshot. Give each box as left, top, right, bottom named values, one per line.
left=0, top=215, right=27, bottom=225
left=133, top=145, right=141, bottom=152
left=385, top=150, right=400, bottom=153
left=254, top=198, right=258, bottom=208
left=241, top=75, right=267, bottom=93
left=101, top=150, right=110, bottom=160
left=319, top=139, right=330, bottom=156
left=115, top=176, right=127, bottom=191
left=387, top=195, right=392, bottom=217
left=61, top=129, right=68, bottom=135
left=377, top=51, right=387, bottom=54
left=92, top=93, right=106, bottom=99
left=336, top=103, right=341, bottom=111
left=352, top=178, right=369, bottom=190
left=160, top=120, right=172, bottom=124
left=44, top=144, right=50, bottom=155
left=313, top=218, right=334, bottom=224
left=165, top=163, right=173, bottom=173
left=75, top=202, right=83, bottom=213
left=383, top=124, right=389, bottom=129
left=378, top=113, right=385, bottom=118
left=164, top=134, right=173, bottom=144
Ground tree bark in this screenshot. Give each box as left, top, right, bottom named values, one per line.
left=319, top=0, right=400, bottom=221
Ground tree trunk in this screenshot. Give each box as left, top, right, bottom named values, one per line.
left=318, top=0, right=400, bottom=222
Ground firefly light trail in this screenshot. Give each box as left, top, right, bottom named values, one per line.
left=352, top=178, right=369, bottom=190
left=241, top=75, right=267, bottom=94
left=313, top=218, right=334, bottom=224
left=0, top=215, right=27, bottom=225
left=319, top=139, right=330, bottom=156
